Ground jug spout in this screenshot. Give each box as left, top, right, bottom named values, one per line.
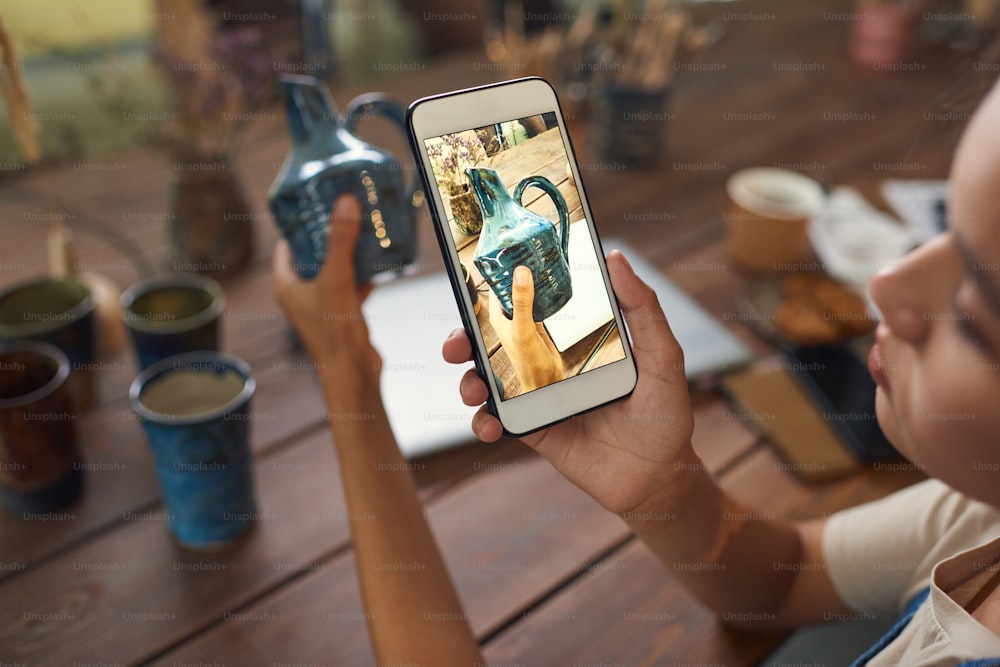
left=466, top=167, right=509, bottom=219
left=278, top=75, right=344, bottom=150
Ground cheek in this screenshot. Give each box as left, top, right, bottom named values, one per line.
left=887, top=341, right=1000, bottom=502
left=874, top=387, right=902, bottom=451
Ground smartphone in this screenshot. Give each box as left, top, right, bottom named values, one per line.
left=787, top=344, right=899, bottom=461
left=407, top=77, right=637, bottom=436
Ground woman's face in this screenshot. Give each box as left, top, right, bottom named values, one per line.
left=868, top=84, right=1000, bottom=506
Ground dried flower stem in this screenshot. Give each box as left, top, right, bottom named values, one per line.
left=0, top=15, right=40, bottom=164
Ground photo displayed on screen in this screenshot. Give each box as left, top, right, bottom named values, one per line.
left=425, top=113, right=627, bottom=401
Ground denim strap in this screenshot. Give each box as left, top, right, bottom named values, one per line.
left=848, top=587, right=930, bottom=667
left=848, top=587, right=1000, bottom=666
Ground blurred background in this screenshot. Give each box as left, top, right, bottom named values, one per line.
left=0, top=0, right=997, bottom=164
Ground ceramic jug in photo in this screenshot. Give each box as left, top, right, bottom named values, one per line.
left=469, top=168, right=572, bottom=322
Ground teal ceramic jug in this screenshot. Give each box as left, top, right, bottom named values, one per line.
left=268, top=75, right=419, bottom=282
left=469, top=168, right=572, bottom=321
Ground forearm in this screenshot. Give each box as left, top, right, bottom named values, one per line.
left=319, top=361, right=485, bottom=666
left=623, top=447, right=802, bottom=627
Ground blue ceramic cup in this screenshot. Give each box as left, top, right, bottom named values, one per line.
left=121, top=274, right=224, bottom=371
left=129, top=352, right=257, bottom=549
left=0, top=276, right=96, bottom=410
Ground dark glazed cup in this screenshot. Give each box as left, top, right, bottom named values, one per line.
left=0, top=341, right=82, bottom=514
left=0, top=276, right=96, bottom=411
left=590, top=81, right=671, bottom=168
left=130, top=351, right=257, bottom=549
left=121, top=274, right=224, bottom=370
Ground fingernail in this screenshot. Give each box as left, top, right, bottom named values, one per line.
left=515, top=266, right=530, bottom=286
left=609, top=251, right=635, bottom=276
left=332, top=195, right=357, bottom=222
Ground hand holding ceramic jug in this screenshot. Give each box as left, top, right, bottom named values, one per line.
left=268, top=75, right=421, bottom=284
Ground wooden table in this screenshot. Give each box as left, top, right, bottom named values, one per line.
left=0, top=1, right=973, bottom=664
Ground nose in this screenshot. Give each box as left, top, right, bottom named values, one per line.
left=867, top=234, right=960, bottom=345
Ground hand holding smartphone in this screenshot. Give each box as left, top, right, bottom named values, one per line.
left=407, top=78, right=637, bottom=436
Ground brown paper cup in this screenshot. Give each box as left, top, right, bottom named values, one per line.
left=725, top=168, right=825, bottom=273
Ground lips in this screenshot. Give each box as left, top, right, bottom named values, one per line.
left=869, top=326, right=892, bottom=393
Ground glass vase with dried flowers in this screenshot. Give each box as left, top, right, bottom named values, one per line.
left=425, top=130, right=489, bottom=236
left=151, top=0, right=280, bottom=275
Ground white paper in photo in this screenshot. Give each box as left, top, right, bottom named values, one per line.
left=542, top=219, right=615, bottom=353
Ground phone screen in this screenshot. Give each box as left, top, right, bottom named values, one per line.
left=423, top=113, right=627, bottom=400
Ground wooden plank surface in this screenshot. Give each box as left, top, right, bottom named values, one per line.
left=154, top=452, right=630, bottom=665
left=484, top=448, right=926, bottom=667
left=0, top=430, right=533, bottom=665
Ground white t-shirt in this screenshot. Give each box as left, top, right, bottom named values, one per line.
left=823, top=479, right=1000, bottom=666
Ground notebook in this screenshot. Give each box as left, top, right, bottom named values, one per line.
left=362, top=239, right=753, bottom=458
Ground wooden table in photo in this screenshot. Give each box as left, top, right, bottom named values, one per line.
left=0, top=1, right=973, bottom=664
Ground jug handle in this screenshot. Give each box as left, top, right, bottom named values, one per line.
left=513, top=176, right=571, bottom=259
left=344, top=93, right=422, bottom=213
